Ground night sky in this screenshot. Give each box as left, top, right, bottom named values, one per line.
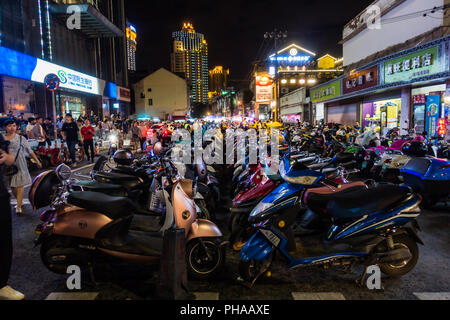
left=125, top=0, right=374, bottom=87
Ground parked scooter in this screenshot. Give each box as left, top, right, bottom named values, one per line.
left=401, top=157, right=450, bottom=208
left=30, top=164, right=226, bottom=280
left=239, top=156, right=423, bottom=286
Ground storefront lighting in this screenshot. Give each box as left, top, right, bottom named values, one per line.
left=281, top=79, right=287, bottom=84
left=290, top=79, right=296, bottom=84
left=299, top=79, right=306, bottom=84
left=307, top=79, right=317, bottom=84
left=444, top=94, right=450, bottom=105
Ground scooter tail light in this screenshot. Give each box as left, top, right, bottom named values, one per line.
left=439, top=164, right=450, bottom=169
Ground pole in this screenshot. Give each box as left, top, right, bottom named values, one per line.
left=52, top=91, right=58, bottom=148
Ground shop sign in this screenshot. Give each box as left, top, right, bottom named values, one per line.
left=0, top=45, right=107, bottom=96
left=343, top=66, right=378, bottom=94
left=413, top=94, right=426, bottom=104
left=425, top=95, right=441, bottom=139
left=384, top=46, right=440, bottom=84
left=256, top=75, right=273, bottom=103
left=118, top=87, right=131, bottom=102
left=311, top=80, right=341, bottom=103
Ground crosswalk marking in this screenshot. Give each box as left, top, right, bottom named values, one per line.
left=193, top=292, right=220, bottom=300
left=10, top=199, right=30, bottom=205
left=414, top=292, right=450, bottom=300
left=291, top=292, right=346, bottom=300
left=45, top=292, right=99, bottom=300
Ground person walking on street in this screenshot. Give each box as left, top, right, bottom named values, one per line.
left=76, top=119, right=85, bottom=162
left=25, top=117, right=36, bottom=139
left=81, top=119, right=95, bottom=163
left=43, top=118, right=53, bottom=147
left=131, top=121, right=140, bottom=152
left=0, top=131, right=25, bottom=300
left=3, top=119, right=42, bottom=215
left=32, top=116, right=46, bottom=148
left=61, top=114, right=79, bottom=166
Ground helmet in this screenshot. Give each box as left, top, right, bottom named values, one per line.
left=402, top=141, right=427, bottom=157
left=113, top=149, right=134, bottom=166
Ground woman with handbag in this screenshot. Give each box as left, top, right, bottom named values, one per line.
left=3, top=120, right=42, bottom=215
left=0, top=127, right=25, bottom=300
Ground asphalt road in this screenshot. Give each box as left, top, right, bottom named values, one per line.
left=7, top=163, right=450, bottom=300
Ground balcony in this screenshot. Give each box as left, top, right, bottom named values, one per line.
left=50, top=1, right=124, bottom=38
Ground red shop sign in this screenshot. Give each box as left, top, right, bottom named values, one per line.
left=343, top=66, right=378, bottom=95
left=119, top=88, right=131, bottom=99
left=413, top=94, right=426, bottom=104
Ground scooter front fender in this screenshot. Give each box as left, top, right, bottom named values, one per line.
left=187, top=219, right=223, bottom=242
left=240, top=231, right=273, bottom=262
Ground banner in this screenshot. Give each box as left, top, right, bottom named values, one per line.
left=425, top=95, right=441, bottom=139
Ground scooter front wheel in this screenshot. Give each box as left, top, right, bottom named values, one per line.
left=239, top=255, right=273, bottom=284
left=186, top=238, right=225, bottom=280
left=378, top=235, right=419, bottom=277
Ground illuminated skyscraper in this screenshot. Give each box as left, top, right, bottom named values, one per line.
left=171, top=23, right=209, bottom=104
left=126, top=22, right=137, bottom=71
left=209, top=66, right=229, bottom=93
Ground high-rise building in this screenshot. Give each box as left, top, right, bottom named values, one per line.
left=171, top=22, right=209, bottom=105
left=126, top=21, right=137, bottom=71
left=209, top=66, right=229, bottom=93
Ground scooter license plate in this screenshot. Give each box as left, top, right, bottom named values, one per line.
left=260, top=229, right=281, bottom=247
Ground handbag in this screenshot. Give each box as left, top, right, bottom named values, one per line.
left=4, top=136, right=22, bottom=177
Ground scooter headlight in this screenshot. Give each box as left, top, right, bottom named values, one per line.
left=250, top=202, right=275, bottom=218
left=55, top=163, right=71, bottom=181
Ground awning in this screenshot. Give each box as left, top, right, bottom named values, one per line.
left=50, top=4, right=124, bottom=38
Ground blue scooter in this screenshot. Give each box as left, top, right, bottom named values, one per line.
left=239, top=156, right=424, bottom=286
left=401, top=157, right=450, bottom=208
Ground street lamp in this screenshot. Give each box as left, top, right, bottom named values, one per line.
left=264, top=29, right=288, bottom=122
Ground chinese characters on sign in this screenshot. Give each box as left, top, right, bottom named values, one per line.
left=343, top=66, right=378, bottom=94
left=384, top=46, right=439, bottom=84
left=311, top=80, right=341, bottom=103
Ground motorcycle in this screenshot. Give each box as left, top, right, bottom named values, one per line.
left=239, top=156, right=423, bottom=286
left=30, top=163, right=226, bottom=280
left=401, top=157, right=450, bottom=208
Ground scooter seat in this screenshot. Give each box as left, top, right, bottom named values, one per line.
left=68, top=191, right=135, bottom=220
left=75, top=180, right=128, bottom=197
left=306, top=184, right=413, bottom=220
left=113, top=165, right=154, bottom=181
left=94, top=172, right=142, bottom=190
left=335, top=152, right=355, bottom=164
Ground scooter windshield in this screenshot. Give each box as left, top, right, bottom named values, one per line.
left=279, top=156, right=323, bottom=186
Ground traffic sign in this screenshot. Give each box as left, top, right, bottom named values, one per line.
left=44, top=73, right=60, bottom=91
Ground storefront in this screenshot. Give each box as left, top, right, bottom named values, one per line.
left=1, top=76, right=35, bottom=115
left=0, top=45, right=117, bottom=119
left=280, top=87, right=305, bottom=123
left=410, top=84, right=446, bottom=138
left=308, top=35, right=450, bottom=137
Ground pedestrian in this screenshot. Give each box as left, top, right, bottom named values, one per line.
left=3, top=119, right=42, bottom=215
left=131, top=121, right=140, bottom=152
left=25, top=117, right=36, bottom=139
left=43, top=118, right=53, bottom=147
left=81, top=119, right=95, bottom=163
left=61, top=114, right=79, bottom=166
left=0, top=128, right=24, bottom=300
left=76, top=119, right=85, bottom=162
left=139, top=121, right=148, bottom=151
left=32, top=116, right=46, bottom=148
